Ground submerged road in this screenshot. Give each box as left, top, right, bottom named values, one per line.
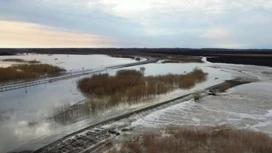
left=32, top=82, right=227, bottom=153
left=0, top=57, right=157, bottom=93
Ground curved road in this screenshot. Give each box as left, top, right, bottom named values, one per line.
left=0, top=57, right=157, bottom=93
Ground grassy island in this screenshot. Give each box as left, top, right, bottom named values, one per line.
left=52, top=68, right=207, bottom=124
left=77, top=68, right=207, bottom=113
left=0, top=64, right=66, bottom=83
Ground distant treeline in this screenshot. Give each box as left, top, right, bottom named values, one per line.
left=2, top=48, right=272, bottom=67
left=207, top=56, right=272, bottom=67
left=1, top=48, right=272, bottom=56
left=0, top=51, right=16, bottom=56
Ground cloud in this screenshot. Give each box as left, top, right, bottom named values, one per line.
left=0, top=21, right=116, bottom=48
left=201, top=28, right=231, bottom=39
left=0, top=0, right=272, bottom=48
left=0, top=0, right=144, bottom=37
left=199, top=28, right=250, bottom=48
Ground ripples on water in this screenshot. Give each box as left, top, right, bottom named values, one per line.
left=132, top=81, right=272, bottom=136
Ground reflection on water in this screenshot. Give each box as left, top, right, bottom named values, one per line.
left=0, top=54, right=136, bottom=153
left=112, top=62, right=204, bottom=76
left=0, top=58, right=233, bottom=153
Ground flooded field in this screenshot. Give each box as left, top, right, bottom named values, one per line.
left=132, top=67, right=272, bottom=136
left=0, top=54, right=136, bottom=71
left=0, top=54, right=137, bottom=152
left=0, top=54, right=272, bottom=153
left=132, top=81, right=272, bottom=136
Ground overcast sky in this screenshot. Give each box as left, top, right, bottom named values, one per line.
left=0, top=0, right=272, bottom=48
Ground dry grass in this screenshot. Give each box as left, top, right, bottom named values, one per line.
left=193, top=92, right=201, bottom=102
left=0, top=64, right=65, bottom=83
left=2, top=58, right=40, bottom=64
left=50, top=103, right=91, bottom=124
left=217, top=80, right=250, bottom=93
left=218, top=82, right=232, bottom=92
left=51, top=69, right=207, bottom=124
left=108, top=126, right=272, bottom=153
left=51, top=104, right=73, bottom=124
left=77, top=68, right=207, bottom=113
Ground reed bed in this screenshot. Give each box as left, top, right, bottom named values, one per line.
left=0, top=64, right=65, bottom=83
left=77, top=68, right=207, bottom=113
left=108, top=126, right=272, bottom=153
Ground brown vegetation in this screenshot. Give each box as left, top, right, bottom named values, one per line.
left=218, top=82, right=232, bottom=92
left=108, top=126, right=272, bottom=153
left=2, top=58, right=40, bottom=64
left=0, top=64, right=65, bottom=83
left=193, top=92, right=201, bottom=102
left=50, top=104, right=91, bottom=124
left=217, top=80, right=250, bottom=93
left=77, top=68, right=207, bottom=113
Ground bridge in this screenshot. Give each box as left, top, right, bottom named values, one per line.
left=0, top=57, right=157, bottom=93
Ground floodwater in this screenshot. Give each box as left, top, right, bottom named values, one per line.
left=0, top=54, right=136, bottom=153
left=132, top=81, right=272, bottom=136
left=132, top=64, right=272, bottom=136
left=1, top=54, right=270, bottom=152
left=0, top=54, right=136, bottom=71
